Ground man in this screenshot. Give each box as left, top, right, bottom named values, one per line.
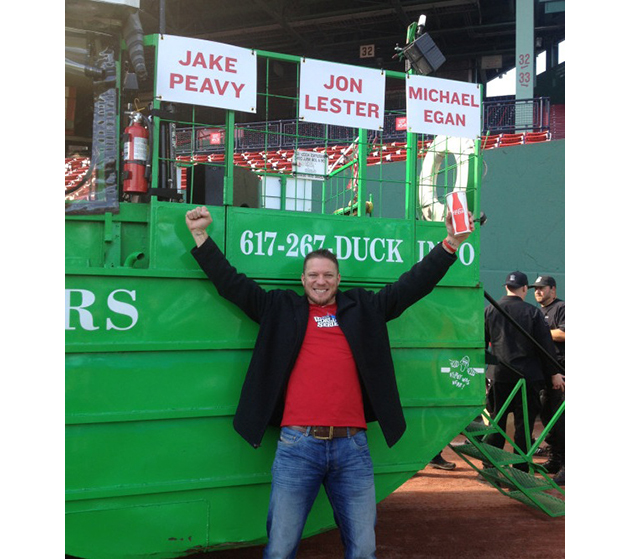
left=531, top=275, right=565, bottom=485
left=185, top=205, right=473, bottom=559
left=484, top=272, right=564, bottom=471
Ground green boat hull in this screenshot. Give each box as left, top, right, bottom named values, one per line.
left=66, top=202, right=485, bottom=558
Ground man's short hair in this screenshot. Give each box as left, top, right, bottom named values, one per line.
left=506, top=284, right=523, bottom=295
left=303, top=248, right=339, bottom=272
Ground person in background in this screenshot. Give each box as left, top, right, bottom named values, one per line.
left=531, top=275, right=565, bottom=485
left=429, top=450, right=456, bottom=470
left=484, top=272, right=564, bottom=472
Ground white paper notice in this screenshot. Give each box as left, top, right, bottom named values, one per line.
left=156, top=34, right=257, bottom=113
left=406, top=75, right=481, bottom=139
left=299, top=58, right=385, bottom=131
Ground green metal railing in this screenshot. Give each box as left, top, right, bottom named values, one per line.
left=138, top=34, right=481, bottom=223
left=65, top=34, right=483, bottom=229
left=450, top=380, right=565, bottom=517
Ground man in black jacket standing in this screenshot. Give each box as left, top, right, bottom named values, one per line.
left=531, top=275, right=565, bottom=484
left=185, top=205, right=473, bottom=559
left=484, top=271, right=564, bottom=471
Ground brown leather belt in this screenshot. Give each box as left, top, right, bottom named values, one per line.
left=286, top=425, right=364, bottom=440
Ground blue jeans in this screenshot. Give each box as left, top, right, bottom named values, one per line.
left=263, top=427, right=377, bottom=559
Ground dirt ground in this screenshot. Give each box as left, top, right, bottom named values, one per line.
left=194, top=426, right=565, bottom=559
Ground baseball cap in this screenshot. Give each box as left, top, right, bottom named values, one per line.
left=504, top=271, right=529, bottom=288
left=530, top=275, right=556, bottom=288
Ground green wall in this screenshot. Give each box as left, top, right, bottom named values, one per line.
left=479, top=140, right=565, bottom=302
left=358, top=140, right=566, bottom=303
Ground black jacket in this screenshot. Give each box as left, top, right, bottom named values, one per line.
left=484, top=295, right=558, bottom=384
left=192, top=236, right=457, bottom=448
left=540, top=298, right=565, bottom=366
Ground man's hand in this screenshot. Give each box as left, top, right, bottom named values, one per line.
left=443, top=209, right=475, bottom=253
left=186, top=206, right=212, bottom=247
left=551, top=373, right=565, bottom=392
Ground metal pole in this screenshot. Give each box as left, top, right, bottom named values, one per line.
left=357, top=129, right=367, bottom=217
left=405, top=128, right=418, bottom=220
left=515, top=0, right=534, bottom=130
left=159, top=0, right=166, bottom=35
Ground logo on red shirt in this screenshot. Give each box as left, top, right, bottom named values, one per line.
left=314, top=314, right=338, bottom=328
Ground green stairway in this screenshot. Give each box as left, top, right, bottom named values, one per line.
left=449, top=380, right=565, bottom=517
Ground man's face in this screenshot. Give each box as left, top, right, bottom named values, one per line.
left=301, top=257, right=341, bottom=306
left=534, top=285, right=555, bottom=306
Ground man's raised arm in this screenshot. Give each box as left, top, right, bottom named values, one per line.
left=186, top=206, right=212, bottom=247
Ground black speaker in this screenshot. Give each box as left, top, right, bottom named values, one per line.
left=188, top=165, right=260, bottom=208
left=402, top=33, right=445, bottom=75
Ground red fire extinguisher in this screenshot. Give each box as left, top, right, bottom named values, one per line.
left=123, top=112, right=149, bottom=194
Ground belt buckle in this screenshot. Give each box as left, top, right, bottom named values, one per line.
left=312, top=426, right=334, bottom=440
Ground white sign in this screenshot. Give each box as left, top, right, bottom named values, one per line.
left=293, top=150, right=328, bottom=180
left=299, top=58, right=385, bottom=131
left=156, top=34, right=257, bottom=113
left=406, top=75, right=481, bottom=139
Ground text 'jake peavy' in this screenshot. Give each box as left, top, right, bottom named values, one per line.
left=169, top=49, right=245, bottom=97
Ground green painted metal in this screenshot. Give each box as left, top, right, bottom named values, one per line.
left=450, top=381, right=565, bottom=517
left=66, top=34, right=486, bottom=559
left=405, top=130, right=418, bottom=219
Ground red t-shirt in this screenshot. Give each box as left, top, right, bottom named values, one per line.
left=281, top=303, right=367, bottom=428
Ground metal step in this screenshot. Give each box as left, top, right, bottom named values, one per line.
left=453, top=442, right=528, bottom=466
left=480, top=467, right=551, bottom=491
left=508, top=488, right=565, bottom=517
left=452, top=381, right=565, bottom=518
left=462, top=420, right=497, bottom=437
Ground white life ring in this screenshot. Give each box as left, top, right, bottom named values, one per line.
left=419, top=135, right=474, bottom=221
